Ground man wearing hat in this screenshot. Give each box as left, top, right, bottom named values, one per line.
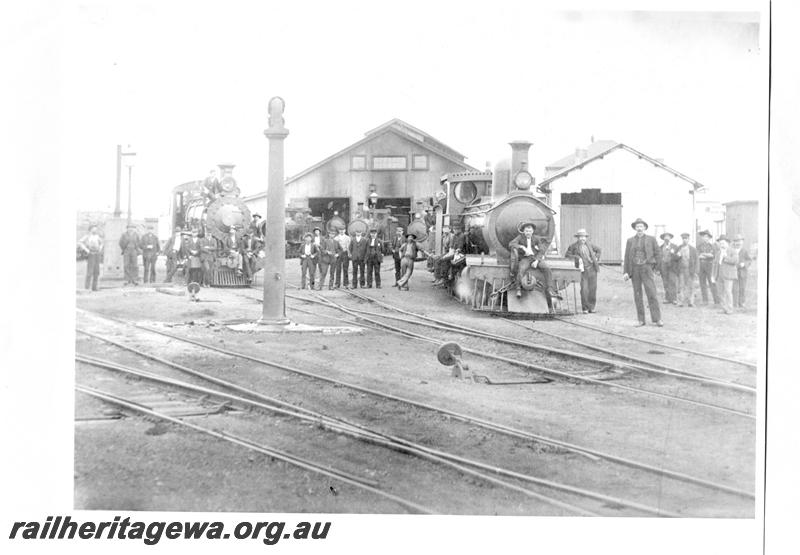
left=623, top=218, right=663, bottom=326
left=508, top=221, right=556, bottom=300
left=185, top=228, right=203, bottom=286
left=396, top=232, right=419, bottom=291
left=696, top=230, right=720, bottom=305
left=731, top=234, right=751, bottom=308
left=119, top=223, right=141, bottom=286
left=658, top=231, right=679, bottom=304
left=565, top=228, right=602, bottom=313
left=433, top=224, right=454, bottom=287
left=222, top=226, right=243, bottom=276
left=675, top=233, right=698, bottom=307
left=299, top=232, right=319, bottom=289
left=390, top=226, right=405, bottom=285
left=348, top=229, right=368, bottom=288
left=139, top=225, right=160, bottom=284
left=249, top=213, right=264, bottom=240
left=77, top=225, right=104, bottom=291
left=365, top=228, right=384, bottom=288
left=711, top=235, right=739, bottom=314
left=198, top=229, right=217, bottom=286
left=333, top=227, right=351, bottom=289
left=317, top=229, right=341, bottom=290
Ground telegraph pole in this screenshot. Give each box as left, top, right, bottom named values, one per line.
left=259, top=97, right=290, bottom=326
left=114, top=145, right=122, bottom=217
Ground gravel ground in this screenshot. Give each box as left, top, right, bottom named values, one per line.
left=74, top=256, right=758, bottom=516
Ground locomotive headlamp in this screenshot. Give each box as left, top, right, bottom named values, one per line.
left=513, top=169, right=533, bottom=190
left=453, top=181, right=478, bottom=204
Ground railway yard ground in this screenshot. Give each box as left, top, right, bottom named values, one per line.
left=74, top=258, right=760, bottom=516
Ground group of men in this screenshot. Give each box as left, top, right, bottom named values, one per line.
left=621, top=217, right=751, bottom=326
left=78, top=213, right=267, bottom=290
left=298, top=225, right=422, bottom=291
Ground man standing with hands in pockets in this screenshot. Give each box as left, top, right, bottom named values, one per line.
left=622, top=218, right=663, bottom=326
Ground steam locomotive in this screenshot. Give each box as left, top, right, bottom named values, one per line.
left=170, top=167, right=260, bottom=287
left=441, top=153, right=581, bottom=316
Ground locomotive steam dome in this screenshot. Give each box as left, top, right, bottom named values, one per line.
left=482, top=191, right=556, bottom=259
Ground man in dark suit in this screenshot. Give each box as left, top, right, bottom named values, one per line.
left=299, top=233, right=319, bottom=289
left=658, top=232, right=679, bottom=304
left=565, top=228, right=601, bottom=313
left=508, top=221, right=556, bottom=300
left=317, top=229, right=340, bottom=290
left=623, top=218, right=663, bottom=326
left=238, top=231, right=260, bottom=284
left=365, top=228, right=384, bottom=288
left=675, top=232, right=698, bottom=307
left=139, top=225, right=160, bottom=284
left=390, top=226, right=405, bottom=285
left=119, top=224, right=141, bottom=286
left=163, top=226, right=182, bottom=283
left=696, top=229, right=720, bottom=305
left=349, top=229, right=368, bottom=288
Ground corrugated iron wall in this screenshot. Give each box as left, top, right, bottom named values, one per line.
left=559, top=204, right=622, bottom=263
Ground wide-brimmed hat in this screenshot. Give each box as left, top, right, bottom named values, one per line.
left=405, top=232, right=417, bottom=239
left=698, top=229, right=712, bottom=238
left=574, top=228, right=589, bottom=237
left=680, top=232, right=690, bottom=238
left=659, top=232, right=674, bottom=240
left=717, top=234, right=730, bottom=242
left=369, top=228, right=377, bottom=232
left=252, top=213, right=261, bottom=218
left=631, top=218, right=648, bottom=230
left=303, top=232, right=313, bottom=240
left=517, top=220, right=537, bottom=233
left=313, top=227, right=321, bottom=233
left=732, top=233, right=745, bottom=241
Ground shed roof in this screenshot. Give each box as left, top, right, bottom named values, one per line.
left=539, top=142, right=705, bottom=192
left=243, top=120, right=477, bottom=202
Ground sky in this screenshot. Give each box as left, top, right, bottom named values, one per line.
left=9, top=1, right=767, bottom=220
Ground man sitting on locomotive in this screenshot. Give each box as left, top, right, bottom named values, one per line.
left=508, top=221, right=558, bottom=300
left=433, top=224, right=454, bottom=287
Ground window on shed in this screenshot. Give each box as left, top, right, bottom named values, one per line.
left=412, top=154, right=429, bottom=170
left=372, top=156, right=407, bottom=170
left=351, top=155, right=367, bottom=170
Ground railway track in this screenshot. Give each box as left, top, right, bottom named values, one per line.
left=76, top=351, right=677, bottom=517
left=75, top=308, right=755, bottom=511
left=278, top=289, right=755, bottom=420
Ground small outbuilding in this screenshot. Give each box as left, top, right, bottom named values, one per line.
left=540, top=140, right=704, bottom=263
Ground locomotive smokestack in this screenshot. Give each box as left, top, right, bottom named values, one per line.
left=509, top=141, right=532, bottom=177
left=507, top=140, right=533, bottom=195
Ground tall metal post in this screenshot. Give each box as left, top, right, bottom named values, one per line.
left=260, top=97, right=290, bottom=325
left=114, top=144, right=122, bottom=217
left=126, top=165, right=133, bottom=224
